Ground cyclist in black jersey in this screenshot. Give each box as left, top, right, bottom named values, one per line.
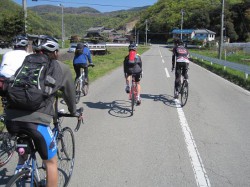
left=172, top=39, right=190, bottom=99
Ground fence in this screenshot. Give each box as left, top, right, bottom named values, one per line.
left=190, top=52, right=250, bottom=79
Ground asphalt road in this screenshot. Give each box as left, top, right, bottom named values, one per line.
left=1, top=45, right=250, bottom=187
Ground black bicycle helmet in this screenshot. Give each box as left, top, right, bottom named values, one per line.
left=128, top=43, right=137, bottom=51
left=12, top=34, right=29, bottom=47
left=174, top=38, right=183, bottom=46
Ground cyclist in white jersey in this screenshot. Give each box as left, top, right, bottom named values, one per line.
left=0, top=35, right=29, bottom=78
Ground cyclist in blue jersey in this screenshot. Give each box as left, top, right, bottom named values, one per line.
left=73, top=42, right=94, bottom=83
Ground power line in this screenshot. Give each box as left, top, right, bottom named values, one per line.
left=35, top=0, right=133, bottom=8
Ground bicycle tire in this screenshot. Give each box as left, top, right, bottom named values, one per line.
left=0, top=132, right=15, bottom=168
left=6, top=169, right=39, bottom=187
left=57, top=127, right=75, bottom=187
left=180, top=80, right=189, bottom=107
left=75, top=79, right=81, bottom=104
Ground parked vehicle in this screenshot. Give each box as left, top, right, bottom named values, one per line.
left=68, top=43, right=77, bottom=53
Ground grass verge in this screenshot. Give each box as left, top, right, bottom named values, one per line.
left=191, top=57, right=250, bottom=91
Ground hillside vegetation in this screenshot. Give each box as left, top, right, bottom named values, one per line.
left=0, top=0, right=249, bottom=43
left=136, top=0, right=250, bottom=42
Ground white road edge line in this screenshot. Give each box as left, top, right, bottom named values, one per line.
left=175, top=100, right=211, bottom=187
left=164, top=68, right=170, bottom=78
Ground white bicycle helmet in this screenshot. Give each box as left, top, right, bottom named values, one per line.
left=83, top=42, right=89, bottom=48
left=39, top=36, right=59, bottom=52
left=13, top=35, right=29, bottom=47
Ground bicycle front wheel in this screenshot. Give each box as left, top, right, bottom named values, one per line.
left=180, top=80, right=189, bottom=107
left=0, top=132, right=15, bottom=168
left=75, top=79, right=81, bottom=104
left=57, top=127, right=75, bottom=187
left=6, top=169, right=39, bottom=187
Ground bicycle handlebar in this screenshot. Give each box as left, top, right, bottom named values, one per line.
left=57, top=107, right=84, bottom=132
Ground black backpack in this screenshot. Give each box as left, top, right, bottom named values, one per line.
left=7, top=53, right=56, bottom=111
left=75, top=43, right=84, bottom=56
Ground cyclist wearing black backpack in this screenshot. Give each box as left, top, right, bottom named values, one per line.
left=5, top=36, right=80, bottom=187
left=172, top=39, right=190, bottom=99
left=73, top=42, right=94, bottom=84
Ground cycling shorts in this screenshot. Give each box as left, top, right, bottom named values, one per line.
left=6, top=121, right=57, bottom=160
left=125, top=72, right=141, bottom=82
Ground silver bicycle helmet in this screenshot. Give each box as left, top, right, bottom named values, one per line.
left=83, top=42, right=89, bottom=48
left=13, top=35, right=29, bottom=47
left=39, top=36, right=60, bottom=52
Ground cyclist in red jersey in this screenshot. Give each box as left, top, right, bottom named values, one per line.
left=123, top=43, right=142, bottom=105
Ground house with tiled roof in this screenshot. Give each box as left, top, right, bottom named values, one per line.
left=193, top=29, right=216, bottom=42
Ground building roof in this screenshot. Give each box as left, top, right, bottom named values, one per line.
left=194, top=29, right=216, bottom=34
left=172, top=29, right=194, bottom=34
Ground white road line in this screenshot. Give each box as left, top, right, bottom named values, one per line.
left=175, top=100, right=211, bottom=187
left=162, top=59, right=165, bottom=63
left=164, top=68, right=170, bottom=78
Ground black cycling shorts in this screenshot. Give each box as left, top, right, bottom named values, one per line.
left=6, top=121, right=57, bottom=160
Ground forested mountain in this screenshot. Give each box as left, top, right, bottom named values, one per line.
left=136, top=0, right=250, bottom=42
left=0, top=0, right=249, bottom=43
left=0, top=0, right=145, bottom=41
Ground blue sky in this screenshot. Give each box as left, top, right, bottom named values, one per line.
left=13, top=0, right=158, bottom=12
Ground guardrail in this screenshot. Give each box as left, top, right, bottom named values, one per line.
left=190, top=52, right=250, bottom=79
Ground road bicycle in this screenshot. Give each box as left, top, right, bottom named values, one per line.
left=0, top=97, right=16, bottom=168
left=129, top=74, right=138, bottom=116
left=173, top=70, right=189, bottom=107
left=75, top=64, right=95, bottom=104
left=6, top=97, right=84, bottom=187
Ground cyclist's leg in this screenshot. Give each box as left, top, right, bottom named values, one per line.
left=125, top=73, right=131, bottom=93
left=83, top=65, right=89, bottom=83
left=175, top=63, right=182, bottom=92
left=135, top=74, right=141, bottom=105
left=43, top=156, right=58, bottom=187
left=73, top=64, right=81, bottom=81
left=183, top=63, right=189, bottom=80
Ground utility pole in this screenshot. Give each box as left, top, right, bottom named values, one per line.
left=180, top=9, right=184, bottom=41
left=134, top=25, right=136, bottom=44
left=145, top=19, right=148, bottom=45
left=59, top=4, right=64, bottom=48
left=22, top=0, right=27, bottom=33
left=218, top=0, right=225, bottom=59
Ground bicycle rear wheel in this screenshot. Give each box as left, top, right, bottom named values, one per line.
left=180, top=80, right=189, bottom=107
left=6, top=169, right=39, bottom=187
left=57, top=127, right=75, bottom=187
left=0, top=132, right=15, bottom=167
left=75, top=79, right=81, bottom=104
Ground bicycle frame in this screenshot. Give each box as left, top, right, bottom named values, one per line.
left=130, top=74, right=138, bottom=115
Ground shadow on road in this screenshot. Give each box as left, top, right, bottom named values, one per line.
left=84, top=100, right=133, bottom=118
left=140, top=93, right=180, bottom=108
left=0, top=167, right=12, bottom=185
